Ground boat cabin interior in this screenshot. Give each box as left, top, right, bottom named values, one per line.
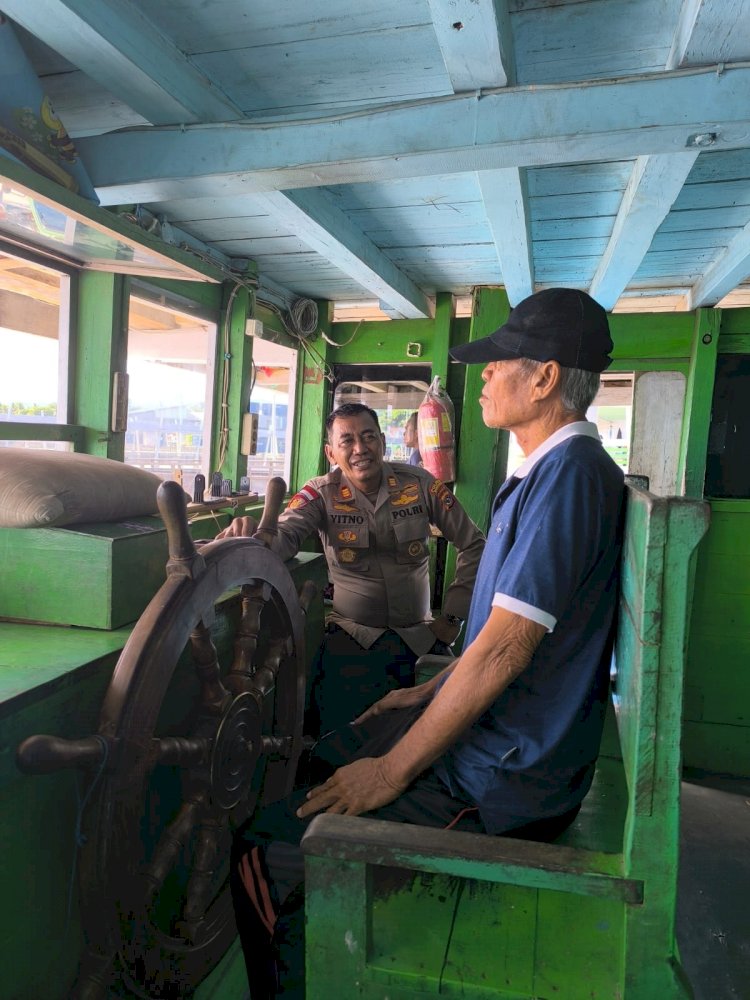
left=0, top=1, right=749, bottom=998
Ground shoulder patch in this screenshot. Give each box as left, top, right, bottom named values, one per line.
left=287, top=485, right=321, bottom=510
left=430, top=479, right=455, bottom=510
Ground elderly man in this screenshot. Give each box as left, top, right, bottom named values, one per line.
left=220, top=402, right=484, bottom=733
left=231, top=288, right=624, bottom=998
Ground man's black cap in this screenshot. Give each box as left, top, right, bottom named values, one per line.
left=449, top=288, right=613, bottom=373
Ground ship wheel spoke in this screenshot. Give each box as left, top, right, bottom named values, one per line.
left=180, top=813, right=228, bottom=941
left=227, top=582, right=271, bottom=694
left=190, top=622, right=232, bottom=714
left=142, top=790, right=209, bottom=909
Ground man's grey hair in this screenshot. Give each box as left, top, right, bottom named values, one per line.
left=517, top=358, right=601, bottom=414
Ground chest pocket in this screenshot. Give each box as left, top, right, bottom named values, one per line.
left=392, top=513, right=430, bottom=564
left=329, top=521, right=369, bottom=570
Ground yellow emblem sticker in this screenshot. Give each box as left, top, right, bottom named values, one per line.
left=338, top=530, right=357, bottom=543
left=338, top=548, right=357, bottom=564
left=391, top=483, right=420, bottom=506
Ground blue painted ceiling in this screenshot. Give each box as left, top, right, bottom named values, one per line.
left=2, top=0, right=750, bottom=317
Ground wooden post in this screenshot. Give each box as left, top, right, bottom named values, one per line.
left=72, top=271, right=129, bottom=459
left=676, top=308, right=720, bottom=498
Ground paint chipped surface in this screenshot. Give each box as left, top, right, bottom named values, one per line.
left=344, top=929, right=359, bottom=954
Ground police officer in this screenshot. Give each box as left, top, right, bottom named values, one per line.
left=219, top=402, right=484, bottom=733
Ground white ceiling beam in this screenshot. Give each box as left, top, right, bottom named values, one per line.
left=427, top=1, right=533, bottom=301
left=0, top=0, right=242, bottom=124
left=255, top=190, right=434, bottom=319
left=689, top=220, right=750, bottom=307
left=427, top=0, right=514, bottom=89
left=478, top=169, right=534, bottom=305
left=589, top=153, right=699, bottom=310
left=667, top=0, right=750, bottom=68
left=590, top=2, right=749, bottom=309
left=75, top=66, right=750, bottom=204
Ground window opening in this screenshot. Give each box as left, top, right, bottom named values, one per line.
left=124, top=294, right=216, bottom=496
left=247, top=338, right=297, bottom=495
left=705, top=354, right=750, bottom=499
left=0, top=249, right=71, bottom=450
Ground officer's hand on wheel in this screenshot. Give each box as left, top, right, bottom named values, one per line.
left=215, top=516, right=259, bottom=539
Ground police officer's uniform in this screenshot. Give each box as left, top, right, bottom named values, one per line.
left=268, top=462, right=484, bottom=731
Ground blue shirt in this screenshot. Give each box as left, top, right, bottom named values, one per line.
left=434, top=423, right=624, bottom=833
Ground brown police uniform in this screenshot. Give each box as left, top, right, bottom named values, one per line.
left=270, top=461, right=484, bottom=657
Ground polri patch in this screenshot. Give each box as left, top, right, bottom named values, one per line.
left=338, top=530, right=357, bottom=542
left=338, top=548, right=357, bottom=564
left=430, top=479, right=455, bottom=510
left=288, top=485, right=321, bottom=510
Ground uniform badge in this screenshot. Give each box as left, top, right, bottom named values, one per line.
left=387, top=475, right=398, bottom=490
left=430, top=479, right=455, bottom=510
left=391, top=483, right=420, bottom=507
left=338, top=548, right=357, bottom=564
left=339, top=485, right=353, bottom=500
left=408, top=541, right=423, bottom=557
left=338, top=530, right=357, bottom=543
left=333, top=501, right=358, bottom=513
left=288, top=485, right=320, bottom=510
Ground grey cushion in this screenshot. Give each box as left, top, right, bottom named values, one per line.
left=0, top=448, right=163, bottom=528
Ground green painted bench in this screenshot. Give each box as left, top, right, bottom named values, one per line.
left=301, top=482, right=710, bottom=999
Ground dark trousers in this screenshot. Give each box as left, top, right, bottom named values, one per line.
left=307, top=623, right=451, bottom=735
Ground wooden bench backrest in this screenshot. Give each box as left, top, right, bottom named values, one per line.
left=613, top=482, right=709, bottom=871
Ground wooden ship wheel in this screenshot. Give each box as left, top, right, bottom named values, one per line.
left=16, top=477, right=314, bottom=999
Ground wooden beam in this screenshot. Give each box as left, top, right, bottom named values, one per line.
left=0, top=0, right=242, bottom=125
left=255, top=190, right=434, bottom=319
left=589, top=154, right=699, bottom=310
left=428, top=1, right=532, bottom=303
left=77, top=66, right=750, bottom=203
left=427, top=0, right=513, bottom=90
left=478, top=169, right=534, bottom=305
left=666, top=0, right=750, bottom=68
left=591, top=3, right=746, bottom=309
left=688, top=219, right=750, bottom=307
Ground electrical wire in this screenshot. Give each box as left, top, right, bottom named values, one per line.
left=216, top=282, right=242, bottom=471
left=320, top=319, right=362, bottom=348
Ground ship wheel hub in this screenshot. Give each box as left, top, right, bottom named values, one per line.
left=210, top=692, right=263, bottom=810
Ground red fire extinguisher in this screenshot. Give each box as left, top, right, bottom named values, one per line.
left=418, top=376, right=456, bottom=482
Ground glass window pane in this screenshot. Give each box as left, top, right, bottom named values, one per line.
left=124, top=294, right=216, bottom=496
left=247, top=338, right=297, bottom=495
left=0, top=249, right=70, bottom=450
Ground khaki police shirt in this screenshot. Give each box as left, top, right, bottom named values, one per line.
left=268, top=462, right=484, bottom=654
